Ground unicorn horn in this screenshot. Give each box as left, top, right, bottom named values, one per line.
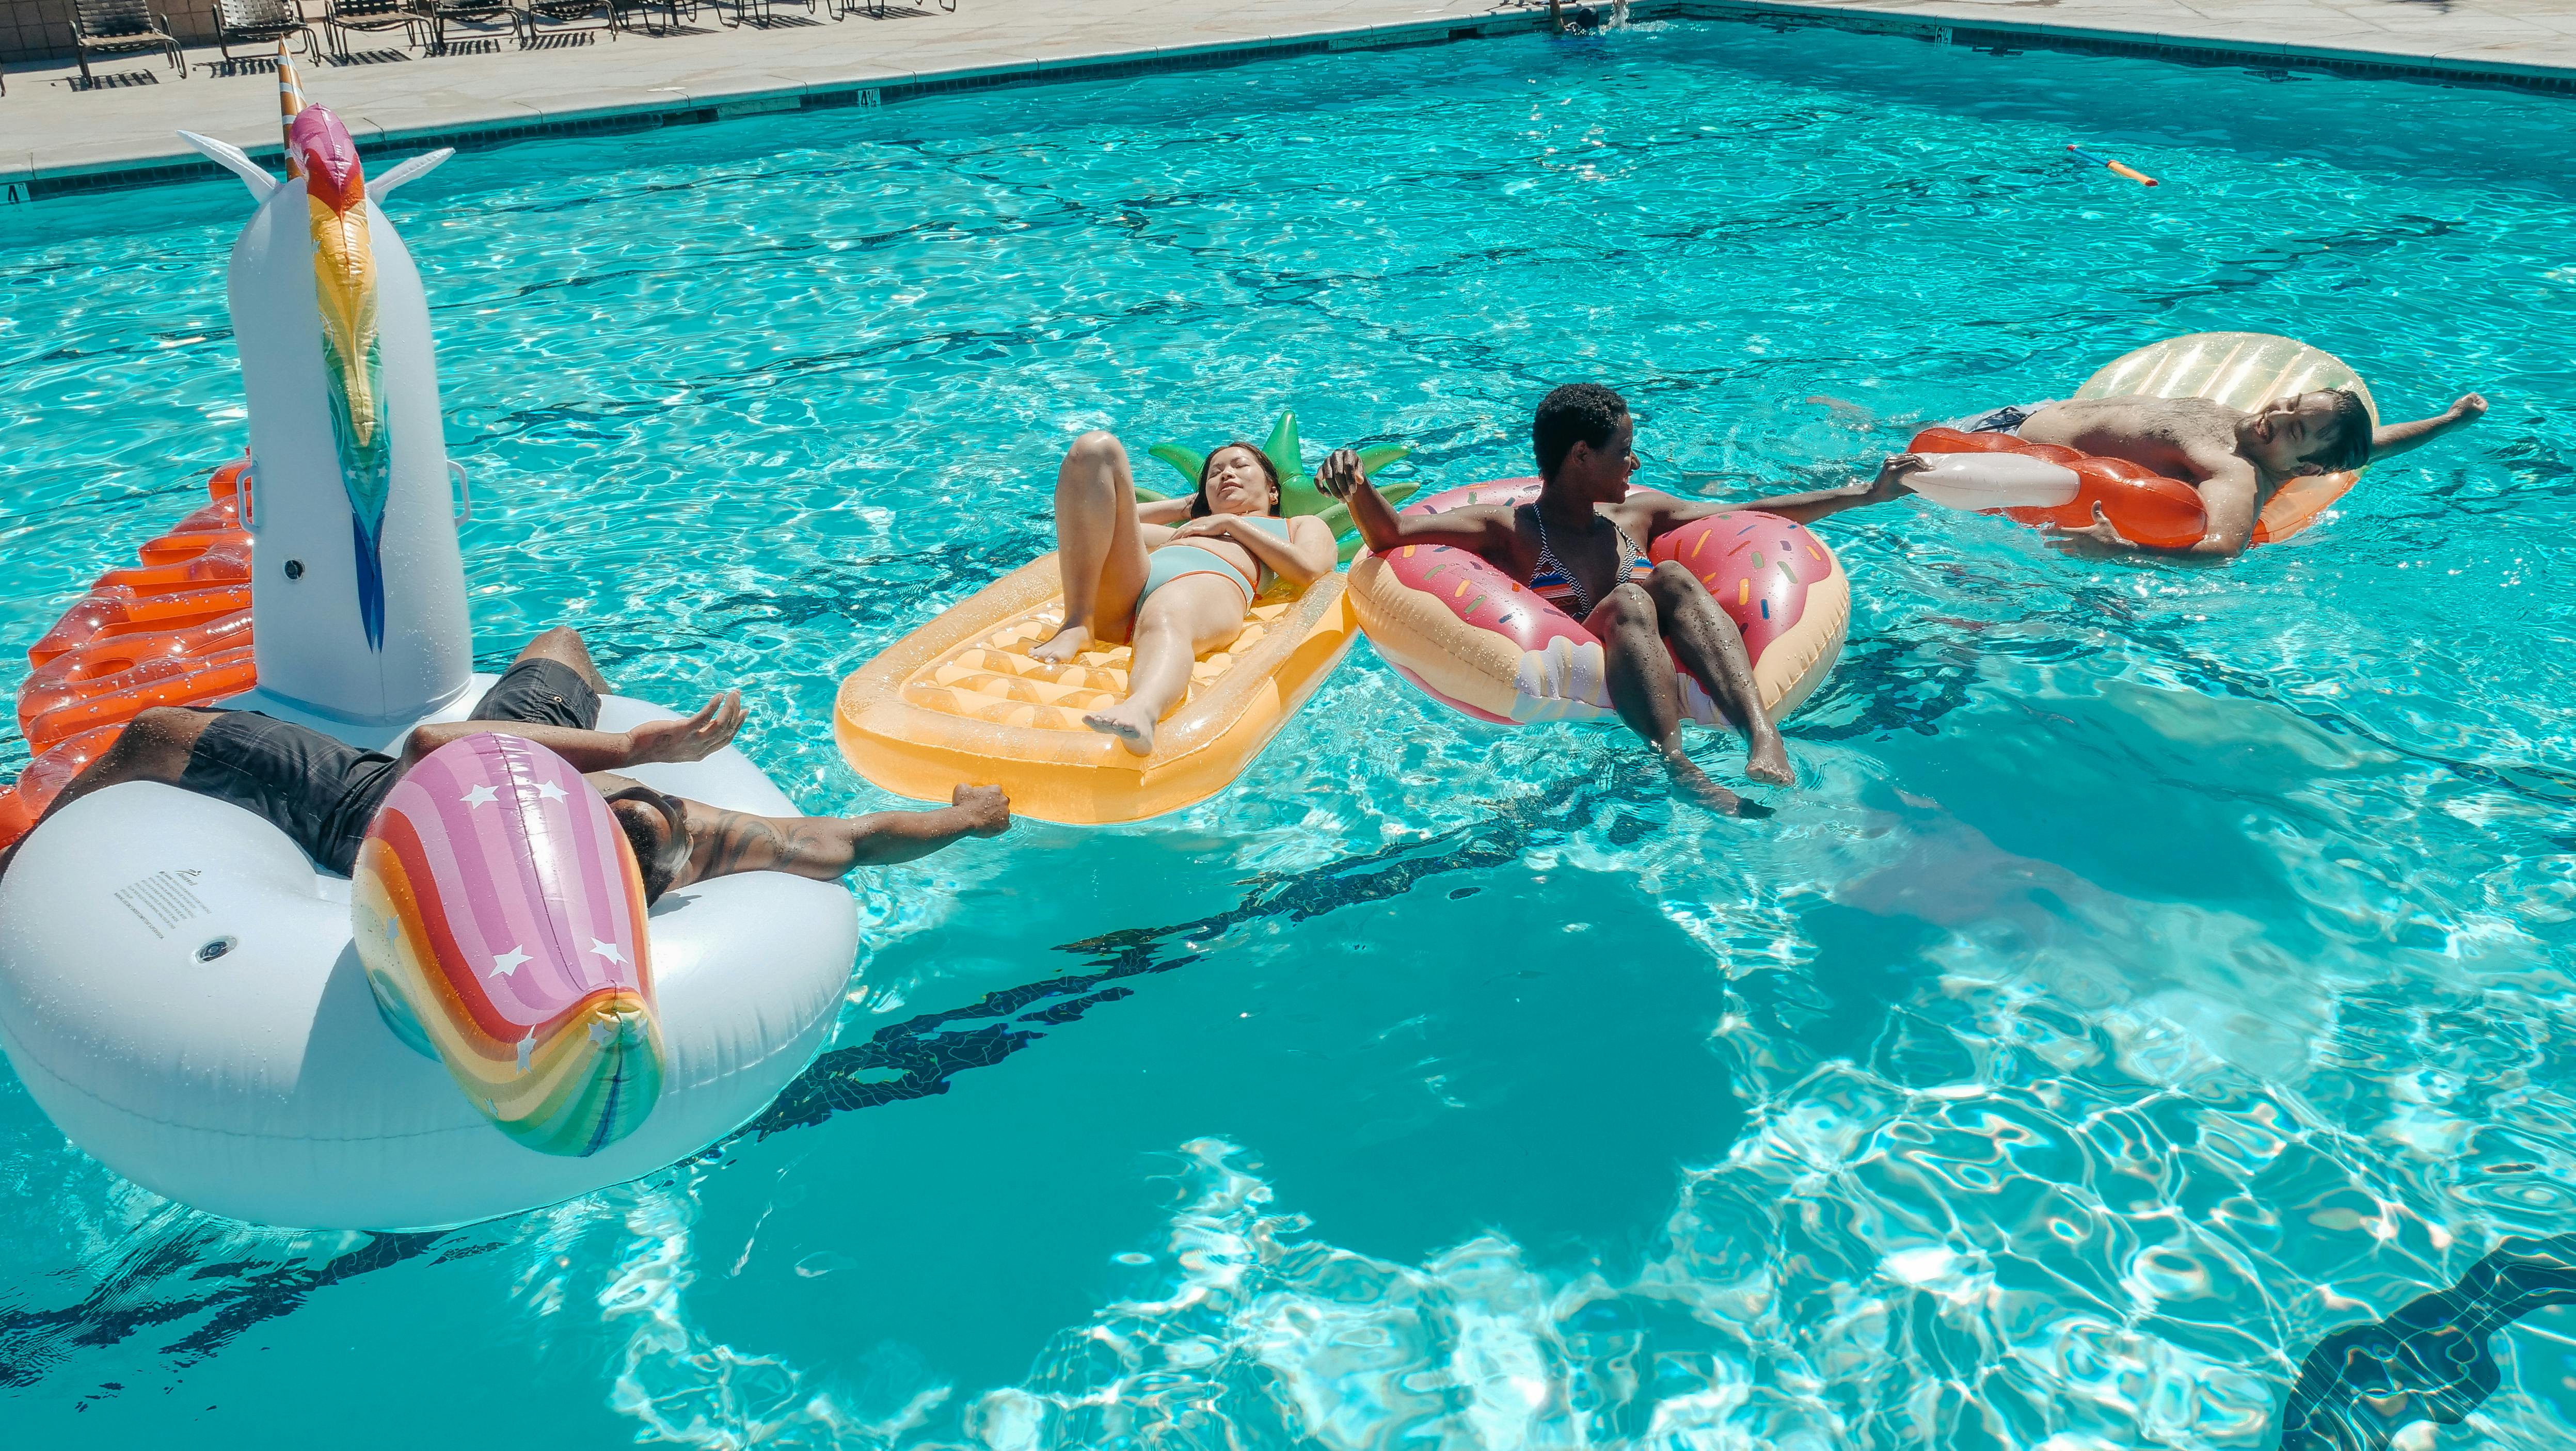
left=278, top=40, right=307, bottom=176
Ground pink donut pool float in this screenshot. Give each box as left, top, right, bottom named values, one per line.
left=1344, top=478, right=1851, bottom=724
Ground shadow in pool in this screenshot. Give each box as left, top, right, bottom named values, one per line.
left=742, top=774, right=1652, bottom=1138
left=2280, top=1236, right=2576, bottom=1450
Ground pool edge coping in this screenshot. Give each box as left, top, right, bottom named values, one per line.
left=5, top=0, right=2572, bottom=203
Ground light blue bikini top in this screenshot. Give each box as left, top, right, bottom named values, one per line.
left=1230, top=515, right=1295, bottom=594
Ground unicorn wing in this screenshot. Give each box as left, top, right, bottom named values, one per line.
left=177, top=131, right=280, bottom=203
left=372, top=149, right=454, bottom=201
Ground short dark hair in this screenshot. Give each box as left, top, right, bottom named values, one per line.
left=1189, top=441, right=1282, bottom=517
left=607, top=794, right=682, bottom=905
left=1532, top=385, right=1628, bottom=478
left=2303, top=389, right=2374, bottom=473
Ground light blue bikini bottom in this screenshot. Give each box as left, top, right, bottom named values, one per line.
left=1140, top=545, right=1255, bottom=609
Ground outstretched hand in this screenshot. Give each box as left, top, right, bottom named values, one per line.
left=950, top=784, right=1012, bottom=837
left=627, top=690, right=745, bottom=765
left=2045, top=503, right=2140, bottom=551
left=2450, top=392, right=2489, bottom=422
left=1315, top=448, right=1366, bottom=501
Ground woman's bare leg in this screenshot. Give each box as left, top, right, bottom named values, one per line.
left=1080, top=578, right=1245, bottom=756
left=1033, top=431, right=1153, bottom=663
left=1584, top=583, right=1750, bottom=816
left=1644, top=561, right=1792, bottom=786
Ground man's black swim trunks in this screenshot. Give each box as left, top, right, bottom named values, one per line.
left=1948, top=398, right=2063, bottom=437
left=176, top=658, right=603, bottom=875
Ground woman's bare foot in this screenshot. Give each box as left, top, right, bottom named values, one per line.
left=1082, top=700, right=1158, bottom=756
left=1662, top=750, right=1764, bottom=817
left=1744, top=727, right=1793, bottom=787
left=1030, top=622, right=1093, bottom=665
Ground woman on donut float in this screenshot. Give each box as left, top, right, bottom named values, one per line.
left=1032, top=432, right=1340, bottom=755
left=1949, top=387, right=2485, bottom=556
left=1324, top=384, right=1922, bottom=816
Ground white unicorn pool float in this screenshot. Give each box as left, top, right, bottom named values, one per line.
left=0, top=60, right=855, bottom=1231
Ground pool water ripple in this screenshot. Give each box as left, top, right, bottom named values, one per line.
left=5, top=17, right=2576, bottom=1450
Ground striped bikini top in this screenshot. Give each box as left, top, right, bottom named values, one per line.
left=1523, top=504, right=1653, bottom=617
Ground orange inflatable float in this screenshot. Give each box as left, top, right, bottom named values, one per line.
left=836, top=555, right=1353, bottom=826
left=1904, top=425, right=2207, bottom=550
left=0, top=458, right=258, bottom=850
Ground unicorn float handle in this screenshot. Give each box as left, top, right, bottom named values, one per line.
left=179, top=52, right=469, bottom=727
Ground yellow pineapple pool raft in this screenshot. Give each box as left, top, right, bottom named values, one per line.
left=835, top=555, right=1355, bottom=825
left=2074, top=331, right=2378, bottom=545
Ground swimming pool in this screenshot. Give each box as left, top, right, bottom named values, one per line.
left=4, top=15, right=2574, bottom=1447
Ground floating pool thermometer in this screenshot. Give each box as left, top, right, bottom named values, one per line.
left=2068, top=144, right=2157, bottom=186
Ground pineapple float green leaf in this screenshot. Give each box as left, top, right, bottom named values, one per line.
left=1133, top=410, right=1415, bottom=562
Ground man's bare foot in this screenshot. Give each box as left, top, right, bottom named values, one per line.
left=1082, top=700, right=1157, bottom=756
left=1744, top=729, right=1794, bottom=787
left=1663, top=752, right=1763, bottom=817
left=1030, top=623, right=1092, bottom=665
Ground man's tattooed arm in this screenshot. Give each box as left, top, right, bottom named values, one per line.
left=677, top=784, right=1012, bottom=886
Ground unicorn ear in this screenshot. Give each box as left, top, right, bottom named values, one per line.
left=371, top=148, right=454, bottom=201
left=178, top=130, right=279, bottom=202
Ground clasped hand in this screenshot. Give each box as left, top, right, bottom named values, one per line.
left=1315, top=448, right=1366, bottom=500
left=1868, top=452, right=1929, bottom=500
left=1165, top=515, right=1242, bottom=541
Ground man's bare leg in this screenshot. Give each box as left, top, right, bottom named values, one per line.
left=1033, top=431, right=1153, bottom=664
left=503, top=625, right=611, bottom=695
left=1645, top=562, right=1792, bottom=786
left=1080, top=578, right=1243, bottom=756
left=1584, top=584, right=1748, bottom=816
left=0, top=707, right=216, bottom=880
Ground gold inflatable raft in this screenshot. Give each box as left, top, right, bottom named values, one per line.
left=834, top=556, right=1355, bottom=825
left=2075, top=331, right=2378, bottom=546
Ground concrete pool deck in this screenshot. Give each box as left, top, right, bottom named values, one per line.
left=2, top=0, right=2573, bottom=201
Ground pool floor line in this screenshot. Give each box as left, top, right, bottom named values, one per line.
left=5, top=0, right=2574, bottom=204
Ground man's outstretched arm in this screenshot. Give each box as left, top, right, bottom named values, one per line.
left=682, top=784, right=1012, bottom=885
left=2370, top=393, right=2487, bottom=464
left=1644, top=454, right=1929, bottom=533
left=400, top=691, right=744, bottom=775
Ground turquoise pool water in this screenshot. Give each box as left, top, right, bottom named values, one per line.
left=5, top=18, right=2575, bottom=1448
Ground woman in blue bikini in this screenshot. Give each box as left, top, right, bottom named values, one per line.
left=1032, top=431, right=1339, bottom=755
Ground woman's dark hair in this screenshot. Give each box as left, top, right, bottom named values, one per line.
left=2303, top=389, right=2375, bottom=474
left=1188, top=442, right=1283, bottom=518
left=606, top=788, right=688, bottom=905
left=1533, top=384, right=1629, bottom=478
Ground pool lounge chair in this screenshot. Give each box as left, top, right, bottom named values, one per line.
left=419, top=0, right=523, bottom=51
left=828, top=0, right=952, bottom=15
left=614, top=0, right=693, bottom=35
left=317, top=0, right=421, bottom=59
left=718, top=0, right=814, bottom=28
left=70, top=0, right=187, bottom=87
left=207, top=0, right=320, bottom=67
left=518, top=0, right=623, bottom=44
